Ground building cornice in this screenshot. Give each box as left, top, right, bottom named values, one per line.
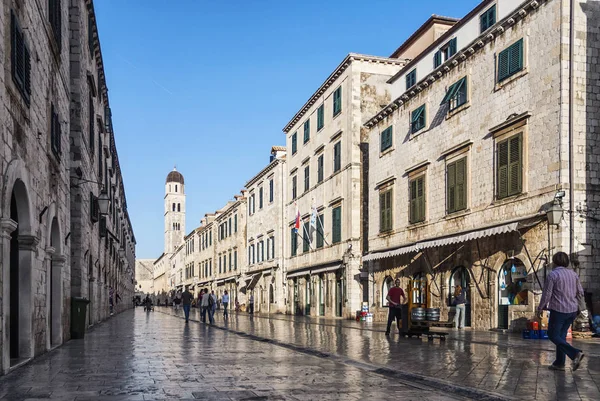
left=389, top=15, right=459, bottom=59
left=283, top=53, right=407, bottom=133
left=365, top=0, right=547, bottom=129
left=245, top=159, right=283, bottom=188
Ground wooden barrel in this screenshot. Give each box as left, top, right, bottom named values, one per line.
left=411, top=307, right=426, bottom=321
left=426, top=308, right=440, bottom=321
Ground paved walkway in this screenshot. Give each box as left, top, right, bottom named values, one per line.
left=158, top=306, right=600, bottom=401
left=0, top=309, right=468, bottom=401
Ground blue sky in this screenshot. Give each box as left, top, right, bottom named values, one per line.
left=94, top=0, right=479, bottom=258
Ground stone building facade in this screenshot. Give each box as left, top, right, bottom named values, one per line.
left=0, top=0, right=135, bottom=375
left=282, top=54, right=406, bottom=318
left=245, top=147, right=287, bottom=314
left=363, top=0, right=600, bottom=330
left=135, top=259, right=154, bottom=295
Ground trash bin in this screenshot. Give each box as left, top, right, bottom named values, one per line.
left=71, top=297, right=90, bottom=339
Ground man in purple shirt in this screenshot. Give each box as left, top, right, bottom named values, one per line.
left=537, top=252, right=585, bottom=371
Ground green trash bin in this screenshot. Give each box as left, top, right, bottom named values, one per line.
left=71, top=297, right=90, bottom=339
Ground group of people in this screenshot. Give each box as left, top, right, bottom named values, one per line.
left=177, top=287, right=235, bottom=324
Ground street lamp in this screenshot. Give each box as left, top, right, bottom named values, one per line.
left=547, top=201, right=563, bottom=226
left=98, top=191, right=110, bottom=215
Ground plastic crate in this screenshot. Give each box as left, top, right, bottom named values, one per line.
left=539, top=330, right=549, bottom=339
left=522, top=329, right=532, bottom=339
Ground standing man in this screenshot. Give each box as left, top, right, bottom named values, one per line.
left=538, top=252, right=585, bottom=371
left=201, top=288, right=210, bottom=323
left=222, top=290, right=230, bottom=319
left=248, top=292, right=255, bottom=315
left=209, top=290, right=217, bottom=324
left=182, top=285, right=193, bottom=323
left=385, top=279, right=406, bottom=336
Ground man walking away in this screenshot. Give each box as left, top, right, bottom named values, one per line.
left=209, top=291, right=217, bottom=324
left=249, top=293, right=255, bottom=315
left=385, top=279, right=406, bottom=336
left=182, top=286, right=193, bottom=323
left=222, top=291, right=230, bottom=319
left=201, top=288, right=210, bottom=323
left=538, top=252, right=585, bottom=371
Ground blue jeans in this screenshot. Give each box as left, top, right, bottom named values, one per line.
left=454, top=304, right=466, bottom=328
left=201, top=306, right=208, bottom=323
left=183, top=304, right=191, bottom=321
left=208, top=307, right=215, bottom=324
left=223, top=302, right=229, bottom=318
left=548, top=310, right=581, bottom=366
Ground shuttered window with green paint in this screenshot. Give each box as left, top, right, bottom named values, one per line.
left=291, top=228, right=298, bottom=257
left=333, top=87, right=342, bottom=116
left=441, top=77, right=468, bottom=111
left=304, top=120, right=310, bottom=143
left=480, top=5, right=496, bottom=33
left=333, top=141, right=342, bottom=173
left=292, top=132, right=297, bottom=155
left=434, top=51, right=442, bottom=68
left=332, top=206, right=342, bottom=244
left=409, top=176, right=426, bottom=224
left=380, top=126, right=393, bottom=152
left=406, top=69, right=416, bottom=90
left=317, top=105, right=324, bottom=131
left=411, top=105, right=426, bottom=133
left=379, top=189, right=393, bottom=233
left=316, top=214, right=324, bottom=248
left=317, top=154, right=324, bottom=183
left=498, top=39, right=523, bottom=82
left=446, top=157, right=467, bottom=214
left=497, top=134, right=522, bottom=199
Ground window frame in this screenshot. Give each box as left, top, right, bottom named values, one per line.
left=405, top=69, right=417, bottom=90
left=446, top=157, right=468, bottom=214
left=291, top=228, right=298, bottom=257
left=317, top=154, right=324, bottom=183
left=291, top=132, right=297, bottom=155
left=292, top=175, right=297, bottom=200
left=49, top=0, right=62, bottom=51
left=303, top=120, right=310, bottom=144
left=379, top=188, right=393, bottom=233
left=380, top=126, right=393, bottom=152
left=316, top=213, right=324, bottom=248
left=441, top=77, right=468, bottom=112
left=269, top=179, right=274, bottom=203
left=497, top=39, right=524, bottom=83
left=411, top=105, right=426, bottom=133
left=304, top=166, right=310, bottom=192
left=11, top=11, right=31, bottom=105
left=317, top=105, right=324, bottom=131
left=333, top=86, right=342, bottom=117
left=333, top=141, right=342, bottom=173
left=332, top=205, right=342, bottom=244
left=496, top=133, right=523, bottom=199
left=409, top=175, right=426, bottom=224
left=480, top=4, right=497, bottom=33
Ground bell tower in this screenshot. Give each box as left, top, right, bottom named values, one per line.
left=164, top=167, right=185, bottom=254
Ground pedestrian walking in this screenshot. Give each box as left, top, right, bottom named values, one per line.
left=174, top=291, right=182, bottom=312
left=201, top=288, right=215, bottom=324
left=452, top=285, right=467, bottom=329
left=385, top=279, right=406, bottom=336
left=222, top=291, right=230, bottom=319
left=209, top=291, right=217, bottom=323
left=182, top=285, right=193, bottom=323
left=248, top=293, right=255, bottom=315
left=538, top=251, right=585, bottom=371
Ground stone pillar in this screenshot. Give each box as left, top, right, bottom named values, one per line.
left=345, top=254, right=362, bottom=319
left=44, top=246, right=55, bottom=351
left=17, top=234, right=39, bottom=359
left=0, top=218, right=18, bottom=375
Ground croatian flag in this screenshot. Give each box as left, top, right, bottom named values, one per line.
left=294, top=203, right=301, bottom=233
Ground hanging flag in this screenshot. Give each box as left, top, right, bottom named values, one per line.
left=294, top=202, right=301, bottom=233
left=310, top=199, right=317, bottom=231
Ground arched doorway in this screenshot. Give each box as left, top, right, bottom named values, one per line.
left=498, top=258, right=528, bottom=329
left=382, top=276, right=394, bottom=307
left=49, top=217, right=62, bottom=347
left=449, top=266, right=471, bottom=327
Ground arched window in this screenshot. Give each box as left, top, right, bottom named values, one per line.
left=177, top=203, right=181, bottom=212
left=172, top=203, right=176, bottom=212
left=269, top=284, right=274, bottom=304
left=413, top=272, right=425, bottom=305
left=499, top=258, right=528, bottom=305
left=382, top=276, right=394, bottom=307
left=448, top=266, right=470, bottom=306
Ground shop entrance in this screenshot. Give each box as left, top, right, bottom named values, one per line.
left=449, top=266, right=471, bottom=327
left=319, top=276, right=325, bottom=316
left=498, top=258, right=528, bottom=329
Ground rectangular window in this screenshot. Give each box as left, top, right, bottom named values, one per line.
left=229, top=251, right=232, bottom=271
left=316, top=214, right=324, bottom=248
left=498, top=39, right=524, bottom=82
left=317, top=105, right=324, bottom=130
left=261, top=240, right=265, bottom=261
left=234, top=214, right=238, bottom=233
left=223, top=254, right=227, bottom=271
left=50, top=104, right=62, bottom=158
left=49, top=0, right=62, bottom=51
left=266, top=238, right=270, bottom=260
left=228, top=217, right=232, bottom=236
left=89, top=92, right=95, bottom=152
left=219, top=256, right=222, bottom=273
left=292, top=175, right=297, bottom=200
left=380, top=126, right=393, bottom=152
left=11, top=12, right=32, bottom=105
left=269, top=179, right=274, bottom=202
left=409, top=176, right=426, bottom=224
left=333, top=141, right=341, bottom=173
left=441, top=77, right=467, bottom=111
left=333, top=86, right=342, bottom=116
left=317, top=155, right=324, bottom=183
left=88, top=13, right=94, bottom=58
left=259, top=187, right=263, bottom=209
left=447, top=157, right=467, bottom=213
left=497, top=134, right=522, bottom=199
left=434, top=51, right=442, bottom=68
left=332, top=206, right=341, bottom=244
left=270, top=237, right=275, bottom=259
left=304, top=166, right=310, bottom=192
left=380, top=189, right=393, bottom=233
left=209, top=231, right=212, bottom=245
left=304, top=120, right=310, bottom=143
left=209, top=259, right=212, bottom=276
left=411, top=105, right=426, bottom=133
left=90, top=192, right=99, bottom=223
left=292, top=132, right=297, bottom=155
left=252, top=245, right=255, bottom=264
left=291, top=228, right=298, bottom=257
left=303, top=223, right=310, bottom=253
left=234, top=250, right=237, bottom=270
left=251, top=194, right=256, bottom=214
left=405, top=69, right=416, bottom=90
left=444, top=38, right=457, bottom=60
left=480, top=5, right=496, bottom=33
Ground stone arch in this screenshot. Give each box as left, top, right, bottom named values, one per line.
left=1, top=160, right=35, bottom=373
left=381, top=275, right=394, bottom=307
left=48, top=216, right=64, bottom=347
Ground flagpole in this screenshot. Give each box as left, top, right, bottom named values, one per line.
left=316, top=214, right=330, bottom=247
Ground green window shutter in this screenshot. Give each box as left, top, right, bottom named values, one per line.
left=334, top=141, right=341, bottom=172
left=441, top=80, right=461, bottom=105
left=317, top=105, right=324, bottom=130
left=380, top=192, right=386, bottom=232
left=447, top=162, right=456, bottom=213
left=434, top=51, right=442, bottom=68
left=332, top=206, right=341, bottom=243
left=381, top=126, right=393, bottom=152
left=409, top=179, right=417, bottom=224
left=333, top=87, right=342, bottom=116
left=417, top=177, right=425, bottom=222
left=448, top=38, right=457, bottom=57
left=411, top=105, right=425, bottom=132
left=497, top=140, right=510, bottom=199
left=292, top=132, right=297, bottom=154
left=318, top=155, right=324, bottom=182
left=498, top=47, right=510, bottom=82
left=380, top=190, right=392, bottom=232
left=508, top=135, right=522, bottom=196
left=509, top=39, right=524, bottom=76
left=456, top=157, right=467, bottom=211
left=317, top=214, right=324, bottom=248
left=304, top=120, right=310, bottom=143
left=291, top=228, right=297, bottom=256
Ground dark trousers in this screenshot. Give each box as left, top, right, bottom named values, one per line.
left=223, top=302, right=229, bottom=318
left=386, top=307, right=402, bottom=334
left=201, top=306, right=208, bottom=323
left=548, top=310, right=581, bottom=366
left=183, top=305, right=191, bottom=321
left=249, top=303, right=254, bottom=314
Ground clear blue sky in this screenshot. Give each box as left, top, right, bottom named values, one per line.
left=94, top=0, right=479, bottom=259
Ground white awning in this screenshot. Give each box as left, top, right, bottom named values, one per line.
left=311, top=264, right=341, bottom=275
left=362, top=244, right=418, bottom=262
left=286, top=269, right=310, bottom=279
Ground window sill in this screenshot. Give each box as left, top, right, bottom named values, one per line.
left=378, top=230, right=395, bottom=238
left=407, top=220, right=428, bottom=229
left=495, top=69, right=528, bottom=91
left=409, top=127, right=430, bottom=141
left=492, top=192, right=527, bottom=206
left=333, top=111, right=342, bottom=120
left=446, top=102, right=470, bottom=119
left=444, top=209, right=471, bottom=221
left=380, top=147, right=394, bottom=157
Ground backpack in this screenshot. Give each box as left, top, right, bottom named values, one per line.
left=208, top=295, right=215, bottom=307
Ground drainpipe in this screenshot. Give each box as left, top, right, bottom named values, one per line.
left=568, top=0, right=575, bottom=262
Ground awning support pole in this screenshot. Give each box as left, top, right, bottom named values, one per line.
left=517, top=230, right=544, bottom=290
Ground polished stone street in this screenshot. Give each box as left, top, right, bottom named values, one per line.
left=0, top=309, right=467, bottom=401
left=158, top=306, right=600, bottom=401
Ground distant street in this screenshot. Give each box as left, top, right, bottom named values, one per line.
left=0, top=310, right=467, bottom=401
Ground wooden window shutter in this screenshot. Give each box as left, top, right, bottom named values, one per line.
left=417, top=177, right=425, bottom=222
left=498, top=48, right=510, bottom=82
left=447, top=162, right=456, bottom=213
left=380, top=192, right=386, bottom=232
left=508, top=135, right=522, bottom=196
left=449, top=38, right=457, bottom=57
left=434, top=51, right=442, bottom=68
left=497, top=139, right=510, bottom=199
left=509, top=40, right=523, bottom=76
left=410, top=179, right=417, bottom=223
left=456, top=158, right=467, bottom=211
